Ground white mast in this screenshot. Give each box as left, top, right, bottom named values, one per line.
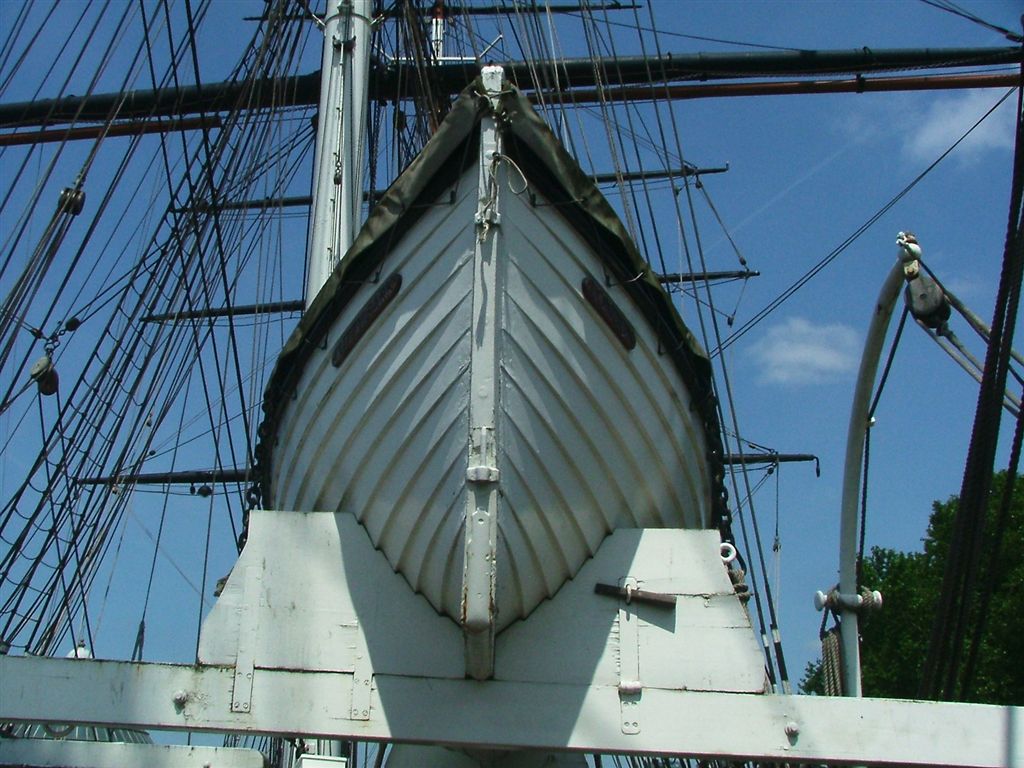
left=305, top=0, right=373, bottom=307
left=303, top=8, right=370, bottom=753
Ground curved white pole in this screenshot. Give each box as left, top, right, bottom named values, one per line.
left=836, top=232, right=919, bottom=696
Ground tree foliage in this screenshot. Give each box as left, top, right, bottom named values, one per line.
left=801, top=471, right=1023, bottom=703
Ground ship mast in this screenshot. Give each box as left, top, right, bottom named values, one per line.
left=305, top=0, right=373, bottom=307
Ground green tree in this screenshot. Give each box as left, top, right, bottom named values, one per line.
left=801, top=471, right=1023, bottom=704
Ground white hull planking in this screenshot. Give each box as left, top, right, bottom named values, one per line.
left=268, top=159, right=712, bottom=629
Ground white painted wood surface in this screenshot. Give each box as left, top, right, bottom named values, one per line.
left=200, top=511, right=761, bottom=692
left=0, top=740, right=265, bottom=768
left=8, top=511, right=1017, bottom=765
left=3, top=653, right=1020, bottom=767
left=269, top=152, right=712, bottom=629
left=461, top=70, right=505, bottom=678
left=199, top=511, right=463, bottom=677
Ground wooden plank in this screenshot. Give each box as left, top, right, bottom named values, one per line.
left=1, top=655, right=1020, bottom=766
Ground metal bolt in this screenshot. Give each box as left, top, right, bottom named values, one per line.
left=785, top=721, right=799, bottom=737
left=172, top=690, right=188, bottom=706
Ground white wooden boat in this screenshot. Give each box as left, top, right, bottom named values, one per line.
left=256, top=69, right=727, bottom=677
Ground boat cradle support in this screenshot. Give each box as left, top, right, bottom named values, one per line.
left=0, top=653, right=1020, bottom=766
left=2, top=509, right=1022, bottom=766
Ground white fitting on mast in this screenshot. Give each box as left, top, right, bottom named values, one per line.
left=305, top=0, right=373, bottom=307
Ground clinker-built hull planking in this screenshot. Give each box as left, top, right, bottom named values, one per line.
left=256, top=77, right=728, bottom=636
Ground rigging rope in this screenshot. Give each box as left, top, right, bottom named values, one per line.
left=632, top=0, right=792, bottom=690
left=0, top=0, right=314, bottom=655
left=856, top=306, right=910, bottom=587
left=917, top=0, right=1023, bottom=43
left=960, top=386, right=1023, bottom=698
left=920, top=57, right=1024, bottom=701
left=717, top=87, right=1019, bottom=357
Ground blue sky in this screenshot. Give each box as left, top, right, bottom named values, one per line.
left=0, top=0, right=1021, bottom=698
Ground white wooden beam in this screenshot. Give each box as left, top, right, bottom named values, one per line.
left=1, top=655, right=1019, bottom=767
left=0, top=739, right=264, bottom=768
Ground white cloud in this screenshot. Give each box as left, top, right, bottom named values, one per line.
left=752, top=317, right=861, bottom=385
left=903, top=89, right=1016, bottom=164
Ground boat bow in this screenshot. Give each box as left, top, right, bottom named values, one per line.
left=255, top=69, right=728, bottom=678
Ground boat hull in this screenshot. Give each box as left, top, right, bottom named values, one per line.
left=257, top=79, right=726, bottom=634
